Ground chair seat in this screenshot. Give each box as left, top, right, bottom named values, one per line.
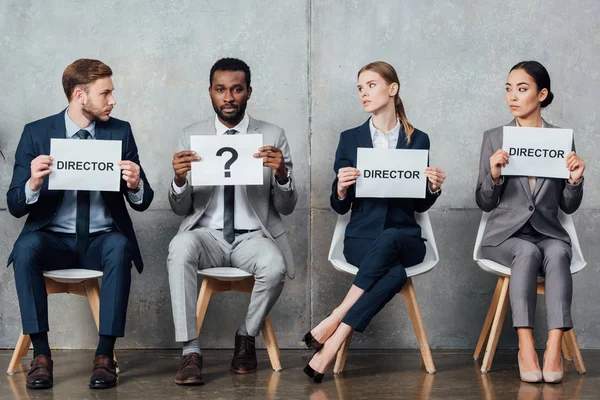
left=197, top=267, right=252, bottom=281
left=330, top=242, right=438, bottom=278
left=43, top=269, right=103, bottom=284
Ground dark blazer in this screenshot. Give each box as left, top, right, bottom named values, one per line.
left=330, top=119, right=440, bottom=239
left=6, top=110, right=154, bottom=273
left=475, top=119, right=583, bottom=247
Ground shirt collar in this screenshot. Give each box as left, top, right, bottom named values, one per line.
left=65, top=107, right=96, bottom=138
left=369, top=117, right=400, bottom=141
left=214, top=113, right=250, bottom=135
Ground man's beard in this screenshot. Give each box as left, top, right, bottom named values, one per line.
left=82, top=102, right=110, bottom=122
left=212, top=100, right=247, bottom=123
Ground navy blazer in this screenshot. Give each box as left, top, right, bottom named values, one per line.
left=330, top=119, right=440, bottom=239
left=6, top=110, right=154, bottom=273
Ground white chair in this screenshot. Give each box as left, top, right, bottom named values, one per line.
left=473, top=211, right=586, bottom=374
left=328, top=211, right=439, bottom=374
left=195, top=267, right=282, bottom=371
left=7, top=269, right=119, bottom=375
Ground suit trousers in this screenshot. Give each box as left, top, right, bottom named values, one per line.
left=167, top=228, right=286, bottom=342
left=12, top=230, right=133, bottom=336
left=481, top=233, right=573, bottom=330
left=342, top=229, right=426, bottom=332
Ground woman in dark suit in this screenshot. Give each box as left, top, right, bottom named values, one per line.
left=303, top=61, right=445, bottom=382
left=476, top=61, right=585, bottom=383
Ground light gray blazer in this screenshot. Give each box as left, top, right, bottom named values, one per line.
left=475, top=119, right=583, bottom=247
left=169, top=116, right=298, bottom=279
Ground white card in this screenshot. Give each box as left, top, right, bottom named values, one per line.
left=48, top=139, right=121, bottom=191
left=356, top=148, right=428, bottom=198
left=502, top=126, right=572, bottom=179
left=190, top=134, right=264, bottom=186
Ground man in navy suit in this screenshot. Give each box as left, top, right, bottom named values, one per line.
left=6, top=59, right=154, bottom=390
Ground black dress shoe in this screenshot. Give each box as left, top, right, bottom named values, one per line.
left=303, top=332, right=324, bottom=351
left=89, top=355, right=118, bottom=389
left=26, top=355, right=53, bottom=389
left=175, top=352, right=204, bottom=385
left=303, top=357, right=325, bottom=383
left=231, top=333, right=257, bottom=374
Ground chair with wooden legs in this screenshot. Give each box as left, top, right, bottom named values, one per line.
left=7, top=269, right=118, bottom=375
left=473, top=211, right=587, bottom=374
left=195, top=267, right=282, bottom=371
left=327, top=211, right=439, bottom=374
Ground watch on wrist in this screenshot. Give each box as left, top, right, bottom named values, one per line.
left=276, top=168, right=290, bottom=185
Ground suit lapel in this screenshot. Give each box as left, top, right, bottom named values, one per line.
left=356, top=119, right=373, bottom=149
left=46, top=110, right=68, bottom=153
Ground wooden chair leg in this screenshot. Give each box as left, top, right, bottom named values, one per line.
left=402, top=278, right=436, bottom=374
left=196, top=278, right=214, bottom=337
left=474, top=278, right=504, bottom=360
left=480, top=276, right=510, bottom=374
left=562, top=335, right=572, bottom=361
left=333, top=331, right=353, bottom=374
left=7, top=331, right=31, bottom=375
left=564, top=329, right=586, bottom=374
left=262, top=315, right=282, bottom=372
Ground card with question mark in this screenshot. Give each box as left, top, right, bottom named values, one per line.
left=190, top=134, right=264, bottom=186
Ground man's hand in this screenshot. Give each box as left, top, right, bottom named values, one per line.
left=119, top=160, right=141, bottom=190
left=172, top=150, right=200, bottom=187
left=254, top=146, right=286, bottom=178
left=29, top=155, right=53, bottom=191
left=336, top=167, right=360, bottom=199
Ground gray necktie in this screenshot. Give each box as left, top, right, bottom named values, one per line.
left=75, top=129, right=91, bottom=255
left=223, top=129, right=237, bottom=243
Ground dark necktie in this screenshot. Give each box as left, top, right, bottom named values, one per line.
left=223, top=129, right=237, bottom=243
left=75, top=129, right=91, bottom=255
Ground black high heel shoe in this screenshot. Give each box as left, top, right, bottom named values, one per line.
left=303, top=354, right=325, bottom=383
left=303, top=332, right=324, bottom=351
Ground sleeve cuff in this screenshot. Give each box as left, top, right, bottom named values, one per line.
left=276, top=179, right=292, bottom=191
left=127, top=180, right=144, bottom=204
left=25, top=179, right=40, bottom=204
left=172, top=179, right=188, bottom=194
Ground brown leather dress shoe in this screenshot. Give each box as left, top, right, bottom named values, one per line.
left=231, top=334, right=257, bottom=374
left=26, top=355, right=53, bottom=389
left=89, top=355, right=118, bottom=389
left=175, top=352, right=204, bottom=385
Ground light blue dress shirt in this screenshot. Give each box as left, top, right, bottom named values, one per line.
left=25, top=110, right=144, bottom=233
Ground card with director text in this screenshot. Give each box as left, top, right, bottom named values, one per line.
left=356, top=148, right=428, bottom=198
left=48, top=138, right=121, bottom=191
left=502, top=126, right=573, bottom=179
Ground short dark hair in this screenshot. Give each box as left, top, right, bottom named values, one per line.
left=510, top=60, right=554, bottom=108
left=209, top=58, right=251, bottom=88
left=62, top=59, right=113, bottom=101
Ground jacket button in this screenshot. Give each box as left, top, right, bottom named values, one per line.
left=528, top=206, right=534, bottom=211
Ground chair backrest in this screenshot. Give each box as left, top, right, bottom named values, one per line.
left=473, top=211, right=586, bottom=276
left=328, top=211, right=439, bottom=278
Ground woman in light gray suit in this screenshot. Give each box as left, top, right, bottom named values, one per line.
left=476, top=61, right=585, bottom=383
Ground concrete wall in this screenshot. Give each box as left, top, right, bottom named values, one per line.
left=0, top=0, right=598, bottom=350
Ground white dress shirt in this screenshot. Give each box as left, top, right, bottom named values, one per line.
left=369, top=117, right=400, bottom=149
left=172, top=114, right=290, bottom=230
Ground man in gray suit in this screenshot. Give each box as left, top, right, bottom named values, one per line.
left=167, top=58, right=297, bottom=385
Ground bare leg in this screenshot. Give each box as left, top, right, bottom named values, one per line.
left=309, top=323, right=354, bottom=374
left=544, top=329, right=563, bottom=371
left=310, top=285, right=364, bottom=343
left=518, top=328, right=541, bottom=372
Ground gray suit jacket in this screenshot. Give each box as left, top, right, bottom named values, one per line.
left=169, top=116, right=298, bottom=279
left=476, top=119, right=583, bottom=247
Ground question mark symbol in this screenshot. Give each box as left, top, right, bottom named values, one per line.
left=216, top=147, right=239, bottom=178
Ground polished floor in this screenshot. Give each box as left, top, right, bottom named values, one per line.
left=1, top=349, right=598, bottom=399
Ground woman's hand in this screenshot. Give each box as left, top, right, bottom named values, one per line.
left=490, top=149, right=509, bottom=184
left=424, top=167, right=446, bottom=192
left=566, top=151, right=585, bottom=184
left=336, top=167, right=360, bottom=199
